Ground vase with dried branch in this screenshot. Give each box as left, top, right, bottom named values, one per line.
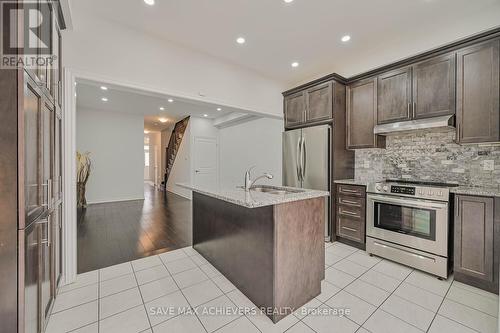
left=77, top=151, right=92, bottom=208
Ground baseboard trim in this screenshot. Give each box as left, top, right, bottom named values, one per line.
left=87, top=197, right=145, bottom=205
left=166, top=188, right=192, bottom=200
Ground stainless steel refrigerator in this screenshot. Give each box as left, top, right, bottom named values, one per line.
left=283, top=125, right=331, bottom=239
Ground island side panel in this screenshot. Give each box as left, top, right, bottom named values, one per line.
left=192, top=192, right=275, bottom=310
left=273, top=197, right=325, bottom=322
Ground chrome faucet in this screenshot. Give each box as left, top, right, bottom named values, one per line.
left=244, top=166, right=274, bottom=191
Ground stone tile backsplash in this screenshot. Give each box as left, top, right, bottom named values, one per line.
left=354, top=129, right=500, bottom=188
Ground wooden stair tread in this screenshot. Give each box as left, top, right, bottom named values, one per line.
left=164, top=116, right=190, bottom=185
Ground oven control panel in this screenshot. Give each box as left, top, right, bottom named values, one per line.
left=367, top=182, right=451, bottom=202
left=391, top=186, right=415, bottom=195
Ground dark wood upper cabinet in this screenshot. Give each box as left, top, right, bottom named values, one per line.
left=412, top=53, right=456, bottom=119
left=456, top=39, right=500, bottom=144
left=347, top=78, right=385, bottom=149
left=284, top=91, right=306, bottom=128
left=283, top=29, right=500, bottom=144
left=284, top=80, right=339, bottom=128
left=377, top=67, right=412, bottom=124
left=454, top=195, right=498, bottom=293
left=306, top=81, right=332, bottom=123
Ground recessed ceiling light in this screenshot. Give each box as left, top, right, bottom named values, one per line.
left=168, top=98, right=174, bottom=103
left=159, top=106, right=165, bottom=111
left=100, top=86, right=108, bottom=90
left=203, top=114, right=208, bottom=117
left=236, top=37, right=246, bottom=44
left=144, top=130, right=150, bottom=134
left=291, top=62, right=299, bottom=68
left=283, top=0, right=294, bottom=3
left=341, top=35, right=351, bottom=42
left=144, top=0, right=154, bottom=5
left=159, top=118, right=168, bottom=123
left=101, top=97, right=108, bottom=102
left=217, top=108, right=222, bottom=111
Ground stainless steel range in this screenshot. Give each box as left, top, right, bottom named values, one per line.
left=366, top=179, right=458, bottom=278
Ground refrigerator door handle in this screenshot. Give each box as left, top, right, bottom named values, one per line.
left=296, top=137, right=302, bottom=182
left=301, top=136, right=307, bottom=180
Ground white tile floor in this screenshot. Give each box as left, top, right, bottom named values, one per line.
left=46, top=242, right=499, bottom=333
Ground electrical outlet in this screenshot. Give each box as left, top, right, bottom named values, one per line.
left=484, top=160, right=494, bottom=171
left=363, top=160, right=370, bottom=168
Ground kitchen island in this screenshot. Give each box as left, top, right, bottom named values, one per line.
left=178, top=184, right=328, bottom=323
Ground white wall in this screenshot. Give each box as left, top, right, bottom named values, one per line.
left=76, top=108, right=144, bottom=203
left=63, top=8, right=285, bottom=118
left=219, top=118, right=284, bottom=189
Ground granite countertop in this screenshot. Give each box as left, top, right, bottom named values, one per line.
left=177, top=183, right=329, bottom=208
left=449, top=186, right=500, bottom=197
left=333, top=179, right=372, bottom=186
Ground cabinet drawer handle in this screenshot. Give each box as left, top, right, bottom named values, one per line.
left=340, top=199, right=360, bottom=206
left=340, top=210, right=359, bottom=217
left=340, top=188, right=359, bottom=194
left=342, top=226, right=357, bottom=233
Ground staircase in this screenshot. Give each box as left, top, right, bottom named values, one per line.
left=163, top=116, right=190, bottom=187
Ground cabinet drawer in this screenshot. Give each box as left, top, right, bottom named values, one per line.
left=337, top=196, right=364, bottom=208
left=337, top=205, right=363, bottom=220
left=337, top=184, right=365, bottom=197
left=337, top=216, right=364, bottom=242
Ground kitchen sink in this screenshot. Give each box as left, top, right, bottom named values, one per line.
left=250, top=186, right=303, bottom=195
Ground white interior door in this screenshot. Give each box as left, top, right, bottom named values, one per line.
left=193, top=137, right=218, bottom=190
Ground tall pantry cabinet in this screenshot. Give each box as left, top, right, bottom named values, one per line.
left=0, top=1, right=66, bottom=332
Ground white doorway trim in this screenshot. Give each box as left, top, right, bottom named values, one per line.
left=62, top=68, right=77, bottom=285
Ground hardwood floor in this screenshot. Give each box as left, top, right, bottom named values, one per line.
left=77, top=184, right=192, bottom=273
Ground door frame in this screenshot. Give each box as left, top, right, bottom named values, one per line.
left=62, top=68, right=227, bottom=285
left=191, top=135, right=219, bottom=189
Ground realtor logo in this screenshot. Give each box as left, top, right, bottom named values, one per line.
left=1, top=1, right=55, bottom=69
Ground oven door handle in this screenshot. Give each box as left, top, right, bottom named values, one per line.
left=367, top=194, right=448, bottom=210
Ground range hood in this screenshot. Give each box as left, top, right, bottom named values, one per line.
left=374, top=115, right=455, bottom=135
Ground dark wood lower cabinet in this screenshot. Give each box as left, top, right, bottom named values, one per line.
left=193, top=192, right=325, bottom=323
left=454, top=195, right=499, bottom=294
left=334, top=184, right=366, bottom=249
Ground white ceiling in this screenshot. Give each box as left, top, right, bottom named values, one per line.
left=73, top=0, right=500, bottom=86
left=75, top=79, right=236, bottom=132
